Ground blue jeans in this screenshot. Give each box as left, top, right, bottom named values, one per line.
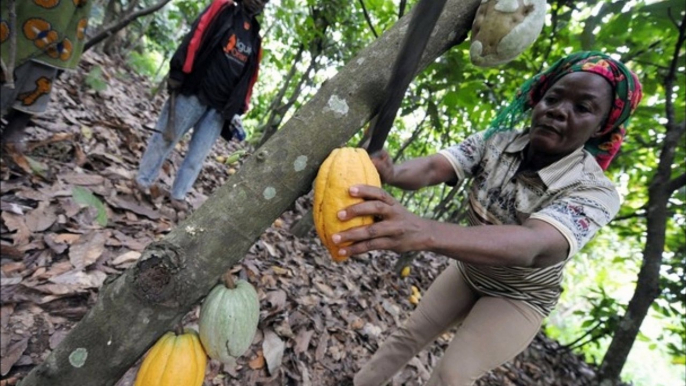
left=136, top=93, right=224, bottom=200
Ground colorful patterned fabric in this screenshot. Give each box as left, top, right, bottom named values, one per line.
left=0, top=60, right=57, bottom=114
left=439, top=130, right=620, bottom=316
left=1, top=0, right=92, bottom=71
left=484, top=51, right=643, bottom=170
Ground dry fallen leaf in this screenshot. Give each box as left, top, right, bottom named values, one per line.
left=0, top=277, right=22, bottom=286
left=248, top=350, right=265, bottom=370
left=271, top=266, right=289, bottom=276
left=25, top=201, right=57, bottom=233
left=68, top=231, right=107, bottom=270
left=350, top=317, right=365, bottom=330
left=49, top=270, right=107, bottom=289
left=110, top=251, right=141, bottom=267
left=1, top=212, right=31, bottom=246
left=59, top=173, right=106, bottom=186
left=262, top=329, right=285, bottom=376
left=54, top=234, right=81, bottom=244
left=293, top=329, right=314, bottom=355
left=49, top=330, right=69, bottom=350
left=0, top=338, right=28, bottom=376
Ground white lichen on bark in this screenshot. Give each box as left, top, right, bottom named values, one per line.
left=294, top=156, right=308, bottom=172
left=327, top=95, right=349, bottom=117
left=263, top=187, right=276, bottom=200
left=68, top=348, right=88, bottom=368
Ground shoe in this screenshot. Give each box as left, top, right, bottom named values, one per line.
left=170, top=198, right=189, bottom=212
left=134, top=179, right=151, bottom=196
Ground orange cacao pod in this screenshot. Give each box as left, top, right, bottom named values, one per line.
left=313, top=148, right=381, bottom=261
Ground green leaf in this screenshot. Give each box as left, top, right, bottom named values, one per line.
left=24, top=156, right=48, bottom=178
left=72, top=186, right=108, bottom=227
left=85, top=65, right=108, bottom=92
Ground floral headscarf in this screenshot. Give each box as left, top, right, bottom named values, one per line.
left=485, top=51, right=643, bottom=170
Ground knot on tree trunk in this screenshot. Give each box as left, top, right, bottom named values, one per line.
left=132, top=241, right=185, bottom=308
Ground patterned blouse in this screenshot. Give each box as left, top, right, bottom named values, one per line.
left=438, top=129, right=620, bottom=316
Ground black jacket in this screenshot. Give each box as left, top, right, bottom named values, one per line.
left=169, top=0, right=262, bottom=140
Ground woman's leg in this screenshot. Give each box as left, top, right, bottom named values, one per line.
left=170, top=107, right=224, bottom=200
left=354, top=265, right=479, bottom=386
left=1, top=61, right=58, bottom=149
left=425, top=296, right=543, bottom=386
left=136, top=94, right=207, bottom=189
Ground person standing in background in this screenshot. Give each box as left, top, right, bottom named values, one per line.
left=135, top=0, right=267, bottom=212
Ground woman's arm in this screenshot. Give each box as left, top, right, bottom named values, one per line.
left=423, top=219, right=569, bottom=267
left=372, top=150, right=458, bottom=190
left=333, top=185, right=569, bottom=268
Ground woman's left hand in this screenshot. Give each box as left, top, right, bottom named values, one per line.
left=332, top=185, right=430, bottom=258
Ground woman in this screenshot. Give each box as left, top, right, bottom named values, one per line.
left=334, top=52, right=642, bottom=386
left=1, top=0, right=92, bottom=149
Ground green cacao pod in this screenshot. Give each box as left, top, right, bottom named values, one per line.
left=199, top=275, right=260, bottom=363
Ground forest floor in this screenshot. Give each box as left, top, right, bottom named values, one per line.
left=1, top=52, right=611, bottom=386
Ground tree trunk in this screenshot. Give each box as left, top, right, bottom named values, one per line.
left=597, top=14, right=686, bottom=385
left=290, top=210, right=314, bottom=238
left=19, top=1, right=479, bottom=385
left=596, top=124, right=685, bottom=386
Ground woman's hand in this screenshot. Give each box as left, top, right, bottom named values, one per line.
left=370, top=149, right=395, bottom=184
left=332, top=185, right=431, bottom=258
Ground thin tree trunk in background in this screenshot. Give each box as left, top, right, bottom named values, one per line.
left=257, top=1, right=339, bottom=147
left=85, top=0, right=173, bottom=52
left=121, top=14, right=154, bottom=58
left=257, top=45, right=308, bottom=146
left=104, top=0, right=140, bottom=55
left=597, top=12, right=686, bottom=385
left=290, top=210, right=314, bottom=238
left=19, top=2, right=479, bottom=385
left=359, top=0, right=379, bottom=38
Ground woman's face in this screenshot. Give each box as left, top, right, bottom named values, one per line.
left=530, top=72, right=613, bottom=158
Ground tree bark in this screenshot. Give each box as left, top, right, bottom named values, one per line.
left=19, top=1, right=479, bottom=385
left=596, top=12, right=686, bottom=385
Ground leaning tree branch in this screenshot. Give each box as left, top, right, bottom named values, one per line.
left=358, top=0, right=379, bottom=38
left=536, top=0, right=561, bottom=73
left=612, top=210, right=646, bottom=222
left=19, top=1, right=481, bottom=385
left=666, top=172, right=686, bottom=195
left=84, top=0, right=173, bottom=52
left=398, top=0, right=408, bottom=18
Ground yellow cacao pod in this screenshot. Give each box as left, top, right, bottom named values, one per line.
left=313, top=147, right=381, bottom=261
left=400, top=266, right=411, bottom=277
left=134, top=329, right=207, bottom=386
left=411, top=285, right=422, bottom=298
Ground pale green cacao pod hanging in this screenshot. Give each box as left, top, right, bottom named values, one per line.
left=199, top=275, right=260, bottom=363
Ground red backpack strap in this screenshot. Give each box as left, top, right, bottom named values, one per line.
left=183, top=0, right=234, bottom=73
